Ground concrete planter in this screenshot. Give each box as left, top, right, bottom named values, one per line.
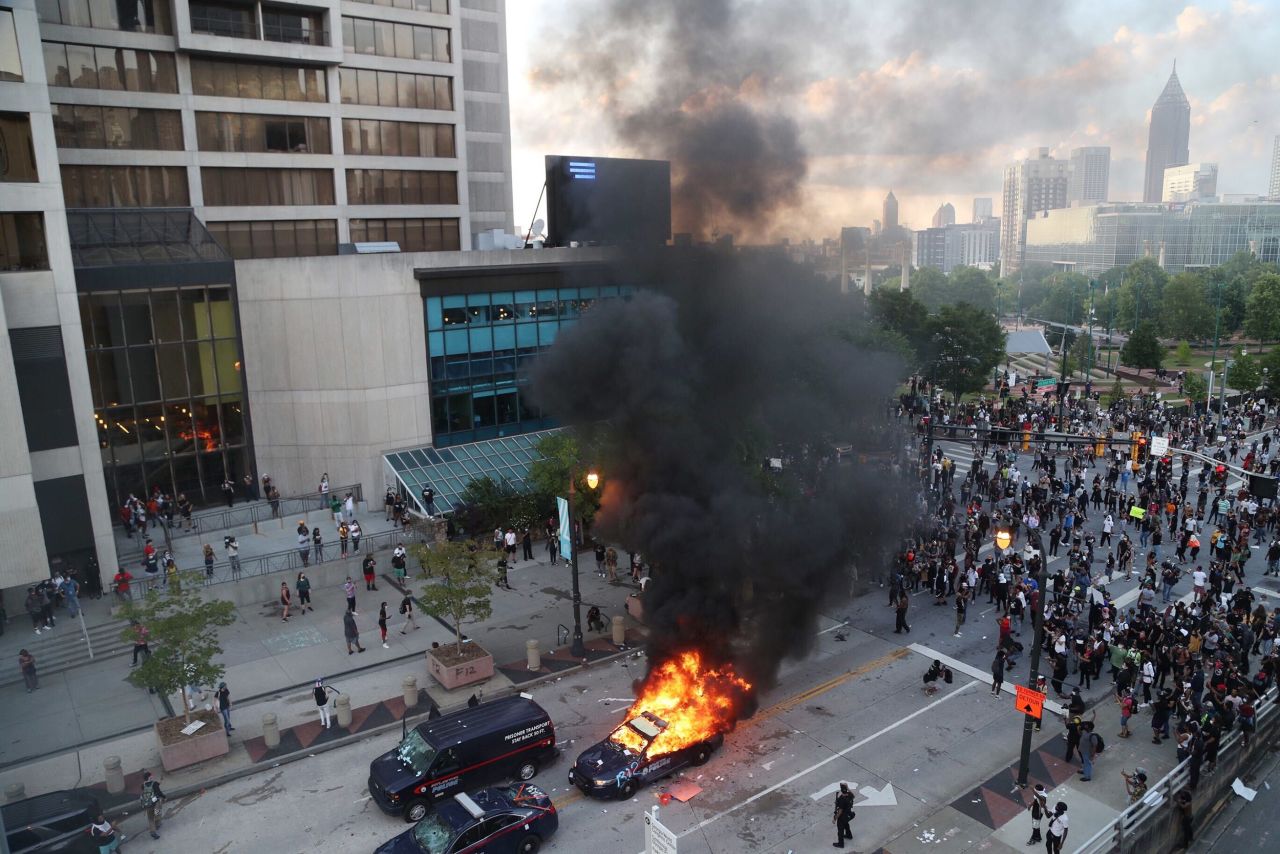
left=155, top=711, right=229, bottom=772
left=426, top=643, right=494, bottom=690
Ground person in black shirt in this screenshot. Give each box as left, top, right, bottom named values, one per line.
left=832, top=782, right=854, bottom=848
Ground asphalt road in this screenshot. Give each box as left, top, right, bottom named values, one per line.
left=107, top=429, right=1278, bottom=853
left=1198, top=742, right=1280, bottom=853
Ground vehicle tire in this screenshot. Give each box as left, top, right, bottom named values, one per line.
left=691, top=744, right=712, bottom=766
left=516, top=760, right=538, bottom=781
left=518, top=835, right=542, bottom=854
left=619, top=779, right=637, bottom=799
left=404, top=799, right=430, bottom=823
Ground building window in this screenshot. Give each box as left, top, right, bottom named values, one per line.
left=345, top=169, right=457, bottom=205
left=51, top=104, right=183, bottom=150
left=339, top=68, right=452, bottom=109
left=262, top=6, right=327, bottom=45
left=61, top=165, right=189, bottom=207
left=189, top=0, right=255, bottom=38
left=79, top=286, right=250, bottom=507
left=42, top=41, right=178, bottom=92
left=350, top=218, right=460, bottom=251
left=195, top=113, right=330, bottom=153
left=190, top=56, right=327, bottom=102
left=341, top=119, right=454, bottom=158
left=0, top=213, right=49, bottom=271
left=35, top=0, right=171, bottom=33
left=341, top=16, right=450, bottom=62
left=0, top=114, right=39, bottom=182
left=347, top=0, right=448, bottom=11
left=0, top=10, right=22, bottom=81
left=207, top=219, right=338, bottom=258
left=201, top=167, right=336, bottom=206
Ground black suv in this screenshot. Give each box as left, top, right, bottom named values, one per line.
left=2, top=790, right=101, bottom=854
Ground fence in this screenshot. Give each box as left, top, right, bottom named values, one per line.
left=142, top=483, right=365, bottom=545
left=1072, top=680, right=1279, bottom=853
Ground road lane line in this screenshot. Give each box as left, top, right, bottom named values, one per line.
left=907, top=642, right=1066, bottom=718
left=677, top=681, right=978, bottom=837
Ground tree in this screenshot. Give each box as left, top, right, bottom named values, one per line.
left=1243, top=273, right=1280, bottom=344
left=120, top=572, right=236, bottom=722
left=1227, top=347, right=1262, bottom=392
left=1119, top=321, right=1163, bottom=371
left=525, top=432, right=602, bottom=528
left=1115, top=258, right=1168, bottom=331
left=1036, top=272, right=1089, bottom=325
left=1174, top=340, right=1194, bottom=366
left=904, top=267, right=949, bottom=312
left=410, top=539, right=496, bottom=655
left=921, top=303, right=1006, bottom=399
left=948, top=267, right=997, bottom=313
left=454, top=475, right=544, bottom=539
left=1182, top=370, right=1207, bottom=403
left=868, top=287, right=928, bottom=361
left=1159, top=272, right=1213, bottom=341
left=1262, top=346, right=1280, bottom=397
left=1069, top=333, right=1093, bottom=377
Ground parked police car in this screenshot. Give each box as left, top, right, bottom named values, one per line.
left=567, top=711, right=720, bottom=799
left=374, top=785, right=558, bottom=854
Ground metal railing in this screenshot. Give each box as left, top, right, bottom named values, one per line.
left=190, top=13, right=257, bottom=39
left=126, top=484, right=364, bottom=547
left=1073, top=680, right=1279, bottom=853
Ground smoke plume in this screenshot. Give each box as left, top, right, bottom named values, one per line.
left=528, top=251, right=911, bottom=694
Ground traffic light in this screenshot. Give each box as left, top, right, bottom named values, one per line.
left=1130, top=431, right=1143, bottom=462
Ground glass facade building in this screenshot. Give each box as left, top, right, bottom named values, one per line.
left=425, top=284, right=634, bottom=446
left=1024, top=202, right=1280, bottom=276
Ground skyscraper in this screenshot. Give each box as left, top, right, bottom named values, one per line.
left=1162, top=163, right=1218, bottom=202
left=1000, top=148, right=1070, bottom=274
left=972, top=197, right=993, bottom=223
left=1269, top=136, right=1280, bottom=199
left=883, top=190, right=899, bottom=232
left=931, top=203, right=955, bottom=228
left=1068, top=146, right=1111, bottom=203
left=1143, top=64, right=1191, bottom=203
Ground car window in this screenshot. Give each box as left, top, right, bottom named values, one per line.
left=433, top=748, right=461, bottom=775
left=397, top=729, right=438, bottom=776
left=448, top=822, right=485, bottom=853
left=481, top=814, right=520, bottom=836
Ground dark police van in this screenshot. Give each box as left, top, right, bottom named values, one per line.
left=369, top=695, right=558, bottom=822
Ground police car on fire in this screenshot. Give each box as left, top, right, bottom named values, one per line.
left=567, top=711, right=720, bottom=799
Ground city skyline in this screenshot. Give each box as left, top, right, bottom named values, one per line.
left=508, top=0, right=1280, bottom=240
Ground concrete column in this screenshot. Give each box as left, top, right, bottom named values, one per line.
left=402, top=676, right=418, bottom=709
left=526, top=639, right=540, bottom=671
left=335, top=693, right=352, bottom=728
left=612, top=615, right=626, bottom=645
left=262, top=713, right=280, bottom=749
left=103, top=756, right=125, bottom=794
left=4, top=783, right=25, bottom=802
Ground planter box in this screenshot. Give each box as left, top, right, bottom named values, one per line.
left=427, top=643, right=494, bottom=690
left=155, top=710, right=229, bottom=772
left=625, top=592, right=645, bottom=624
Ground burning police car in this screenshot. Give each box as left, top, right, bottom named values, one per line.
left=567, top=711, right=720, bottom=799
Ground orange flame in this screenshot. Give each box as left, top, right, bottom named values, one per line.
left=609, top=650, right=752, bottom=757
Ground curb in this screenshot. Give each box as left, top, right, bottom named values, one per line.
left=101, top=642, right=645, bottom=821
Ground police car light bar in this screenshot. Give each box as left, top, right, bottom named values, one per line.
left=454, top=792, right=485, bottom=819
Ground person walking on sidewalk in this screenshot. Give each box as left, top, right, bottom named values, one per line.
left=297, top=521, right=310, bottom=567
left=312, top=527, right=324, bottom=564
left=378, top=602, right=390, bottom=648
left=893, top=590, right=910, bottom=633
left=1044, top=801, right=1068, bottom=854
left=280, top=582, right=292, bottom=621
left=344, top=577, right=358, bottom=614
left=399, top=593, right=419, bottom=633
left=1079, top=721, right=1098, bottom=782
left=296, top=572, right=313, bottom=613
left=344, top=609, right=366, bottom=655
left=338, top=522, right=350, bottom=558
left=384, top=487, right=396, bottom=522
left=18, top=649, right=37, bottom=692
left=140, top=771, right=166, bottom=839
left=130, top=621, right=150, bottom=667
left=392, top=545, right=407, bottom=585
left=990, top=648, right=1006, bottom=697
left=24, top=588, right=43, bottom=635
left=831, top=782, right=854, bottom=848
left=363, top=554, right=378, bottom=591
left=217, top=682, right=234, bottom=733
left=1026, top=784, right=1048, bottom=844
left=90, top=811, right=123, bottom=853
left=522, top=529, right=534, bottom=562
left=203, top=543, right=215, bottom=580
left=314, top=678, right=336, bottom=728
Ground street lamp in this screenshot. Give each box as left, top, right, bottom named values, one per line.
left=1016, top=546, right=1049, bottom=788
left=566, top=467, right=599, bottom=658
left=994, top=528, right=1012, bottom=551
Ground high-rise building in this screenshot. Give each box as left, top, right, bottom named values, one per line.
left=882, top=190, right=899, bottom=232
left=913, top=220, right=1000, bottom=273
left=931, top=202, right=955, bottom=228
left=1068, top=146, right=1110, bottom=204
left=1142, top=64, right=1191, bottom=203
left=1268, top=135, right=1280, bottom=199
left=972, top=197, right=993, bottom=223
left=1162, top=163, right=1218, bottom=202
left=1000, top=147, right=1070, bottom=274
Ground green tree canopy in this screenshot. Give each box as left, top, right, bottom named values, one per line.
left=947, top=267, right=998, bottom=313
left=1035, top=272, right=1089, bottom=325
left=120, top=573, right=236, bottom=722
left=1159, top=272, right=1213, bottom=341
left=904, top=267, right=949, bottom=311
left=868, top=287, right=928, bottom=361
left=410, top=539, right=496, bottom=655
left=1243, top=273, right=1280, bottom=343
left=1182, top=370, right=1207, bottom=403
left=921, top=303, right=1006, bottom=399
left=1227, top=347, right=1262, bottom=391
left=455, top=475, right=544, bottom=539
left=1119, top=321, right=1164, bottom=370
left=1174, top=340, right=1194, bottom=366
left=1262, top=346, right=1280, bottom=397
left=525, top=432, right=602, bottom=527
left=1115, top=258, right=1169, bottom=331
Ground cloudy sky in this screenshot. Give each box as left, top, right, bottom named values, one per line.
left=505, top=0, right=1279, bottom=241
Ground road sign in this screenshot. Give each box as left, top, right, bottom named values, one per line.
left=645, top=808, right=678, bottom=854
left=1015, top=684, right=1045, bottom=719
left=1150, top=436, right=1169, bottom=457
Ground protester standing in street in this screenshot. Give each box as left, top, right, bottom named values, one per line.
left=296, top=572, right=313, bottom=613
left=130, top=621, right=150, bottom=667
left=399, top=593, right=419, bottom=633
left=344, top=577, right=357, bottom=614
left=350, top=518, right=362, bottom=552
left=832, top=782, right=854, bottom=848
left=991, top=648, right=1006, bottom=697
left=1026, top=783, right=1048, bottom=844
left=279, top=582, right=292, bottom=621
left=344, top=608, right=366, bottom=654
left=140, top=771, right=166, bottom=839
left=312, top=527, right=324, bottom=564
left=378, top=602, right=390, bottom=648
left=893, top=590, right=910, bottom=633
left=297, top=522, right=310, bottom=567
left=216, top=682, right=234, bottom=733
left=363, top=554, right=378, bottom=591
left=314, top=678, right=335, bottom=728
left=18, top=648, right=37, bottom=692
left=1045, top=801, right=1068, bottom=854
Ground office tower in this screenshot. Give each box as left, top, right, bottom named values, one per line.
left=1162, top=163, right=1218, bottom=202
left=1068, top=146, right=1111, bottom=203
left=1269, top=136, right=1280, bottom=199
left=931, top=202, right=955, bottom=228
left=972, top=197, right=993, bottom=223
left=882, top=190, right=898, bottom=232
left=1000, top=147, right=1070, bottom=274
left=1143, top=63, right=1191, bottom=203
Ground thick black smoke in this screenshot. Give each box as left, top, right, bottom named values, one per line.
left=528, top=251, right=910, bottom=693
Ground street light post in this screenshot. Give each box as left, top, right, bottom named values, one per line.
left=1015, top=549, right=1049, bottom=788
left=1209, top=281, right=1223, bottom=410
left=566, top=467, right=598, bottom=659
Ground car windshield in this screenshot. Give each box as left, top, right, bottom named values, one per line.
left=397, top=729, right=437, bottom=776
left=411, top=814, right=454, bottom=852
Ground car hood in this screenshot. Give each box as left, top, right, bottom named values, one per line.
left=374, top=828, right=425, bottom=854
left=574, top=740, right=634, bottom=776
left=371, top=750, right=421, bottom=792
